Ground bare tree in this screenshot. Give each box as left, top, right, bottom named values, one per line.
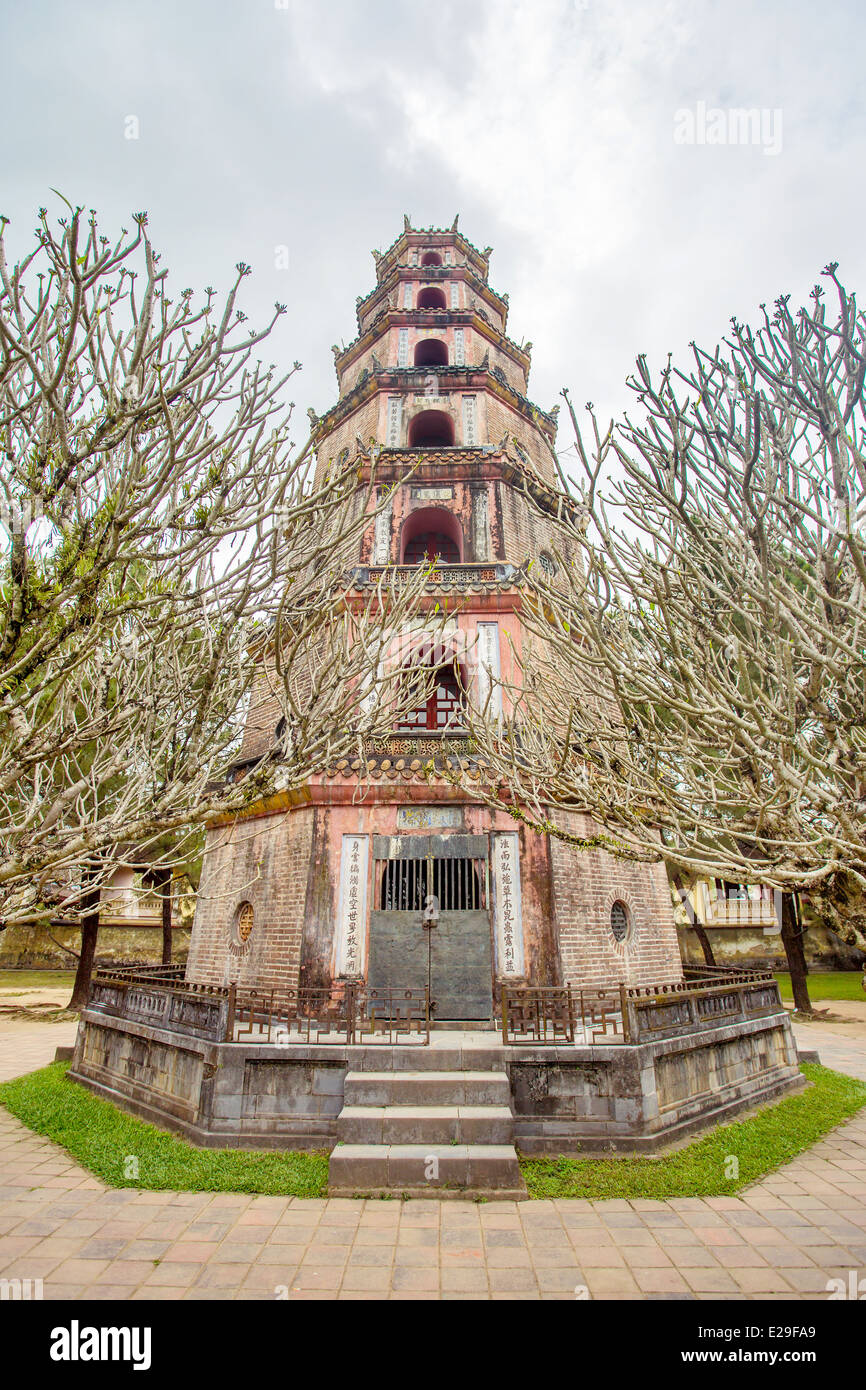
left=463, top=265, right=866, bottom=1013
left=0, top=202, right=436, bottom=961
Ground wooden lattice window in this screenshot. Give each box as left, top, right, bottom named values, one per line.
left=395, top=663, right=465, bottom=732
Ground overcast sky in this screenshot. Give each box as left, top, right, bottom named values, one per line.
left=4, top=0, right=864, bottom=461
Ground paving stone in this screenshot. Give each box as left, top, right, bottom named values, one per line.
left=3, top=1017, right=866, bottom=1302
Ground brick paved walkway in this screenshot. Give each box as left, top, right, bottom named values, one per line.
left=0, top=1020, right=865, bottom=1300
left=792, top=1019, right=866, bottom=1082
left=0, top=1019, right=79, bottom=1084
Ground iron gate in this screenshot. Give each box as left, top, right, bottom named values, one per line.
left=368, top=835, right=493, bottom=1021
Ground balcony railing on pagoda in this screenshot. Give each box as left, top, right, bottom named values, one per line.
left=86, top=968, right=430, bottom=1045
left=353, top=562, right=520, bottom=592
left=361, top=730, right=476, bottom=763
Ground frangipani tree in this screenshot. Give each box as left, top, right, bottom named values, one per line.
left=0, top=202, right=434, bottom=982
left=464, top=264, right=866, bottom=1012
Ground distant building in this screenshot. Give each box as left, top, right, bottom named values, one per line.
left=676, top=878, right=864, bottom=971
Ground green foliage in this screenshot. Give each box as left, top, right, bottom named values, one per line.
left=0, top=1062, right=329, bottom=1197
left=1, top=1062, right=862, bottom=1204
left=0, top=970, right=75, bottom=990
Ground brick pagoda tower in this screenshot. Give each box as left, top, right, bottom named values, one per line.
left=185, top=217, right=682, bottom=1018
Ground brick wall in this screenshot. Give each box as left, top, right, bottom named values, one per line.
left=185, top=808, right=315, bottom=991
left=547, top=808, right=683, bottom=991
left=497, top=477, right=579, bottom=570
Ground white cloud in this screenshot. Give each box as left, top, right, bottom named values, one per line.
left=287, top=0, right=866, bottom=432
left=3, top=0, right=865, bottom=455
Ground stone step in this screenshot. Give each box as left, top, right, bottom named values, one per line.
left=328, top=1143, right=527, bottom=1199
left=337, top=1104, right=514, bottom=1145
left=429, top=1020, right=497, bottom=1031
left=346, top=1044, right=506, bottom=1072
left=343, top=1069, right=511, bottom=1107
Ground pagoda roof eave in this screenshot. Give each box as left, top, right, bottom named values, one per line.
left=313, top=367, right=557, bottom=448
left=354, top=265, right=509, bottom=338
left=373, top=222, right=492, bottom=274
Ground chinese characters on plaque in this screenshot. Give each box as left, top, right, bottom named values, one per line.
left=493, top=832, right=524, bottom=976
left=336, top=835, right=369, bottom=976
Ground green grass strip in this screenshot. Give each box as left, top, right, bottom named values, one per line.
left=520, top=1064, right=866, bottom=1199
left=775, top=970, right=866, bottom=1003
left=0, top=1062, right=863, bottom=1203
left=0, top=1062, right=329, bottom=1198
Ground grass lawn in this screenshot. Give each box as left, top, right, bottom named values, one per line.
left=0, top=1062, right=328, bottom=1198
left=520, top=1064, right=866, bottom=1199
left=775, top=970, right=866, bottom=1004
left=1, top=1061, right=864, bottom=1202
left=0, top=970, right=75, bottom=993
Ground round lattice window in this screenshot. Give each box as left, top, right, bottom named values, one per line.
left=610, top=899, right=631, bottom=943
left=538, top=552, right=556, bottom=578
left=237, top=902, right=254, bottom=944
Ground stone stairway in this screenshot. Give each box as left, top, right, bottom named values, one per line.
left=328, top=1042, right=527, bottom=1199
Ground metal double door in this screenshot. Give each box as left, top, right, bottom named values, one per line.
left=368, top=834, right=493, bottom=1021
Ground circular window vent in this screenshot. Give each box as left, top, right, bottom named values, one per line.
left=237, top=902, right=254, bottom=944
left=610, top=900, right=630, bottom=943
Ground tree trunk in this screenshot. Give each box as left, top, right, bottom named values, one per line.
left=69, top=881, right=102, bottom=1010
left=673, top=874, right=716, bottom=966
left=780, top=891, right=812, bottom=1013
left=692, top=922, right=717, bottom=968
left=153, top=868, right=173, bottom=965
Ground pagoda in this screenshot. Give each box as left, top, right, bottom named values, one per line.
left=185, top=217, right=683, bottom=1019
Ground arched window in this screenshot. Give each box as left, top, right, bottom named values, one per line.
left=400, top=506, right=463, bottom=563
left=395, top=659, right=466, bottom=733
left=404, top=532, right=460, bottom=564
left=421, top=251, right=443, bottom=267
left=416, top=286, right=447, bottom=311
left=408, top=410, right=454, bottom=447
left=414, top=338, right=448, bottom=367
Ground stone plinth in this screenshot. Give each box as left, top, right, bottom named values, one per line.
left=69, top=1002, right=804, bottom=1162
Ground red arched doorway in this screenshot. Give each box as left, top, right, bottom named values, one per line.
left=394, top=658, right=467, bottom=733
left=414, top=338, right=448, bottom=367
